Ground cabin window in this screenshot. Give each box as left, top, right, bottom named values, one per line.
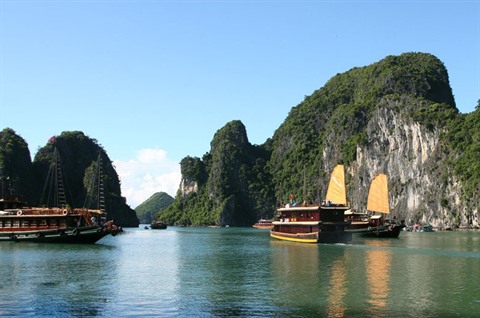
left=21, top=220, right=29, bottom=228
left=13, top=220, right=20, bottom=228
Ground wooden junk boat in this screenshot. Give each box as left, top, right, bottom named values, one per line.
left=0, top=196, right=117, bottom=243
left=270, top=165, right=352, bottom=244
left=345, top=173, right=405, bottom=238
left=0, top=150, right=118, bottom=244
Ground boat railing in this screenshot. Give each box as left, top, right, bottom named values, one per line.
left=278, top=216, right=317, bottom=222
left=5, top=207, right=71, bottom=216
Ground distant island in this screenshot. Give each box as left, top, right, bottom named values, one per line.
left=135, top=192, right=174, bottom=224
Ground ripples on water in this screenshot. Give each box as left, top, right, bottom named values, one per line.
left=1, top=228, right=479, bottom=317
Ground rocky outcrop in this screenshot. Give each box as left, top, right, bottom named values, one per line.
left=1, top=129, right=139, bottom=227
left=346, top=97, right=477, bottom=228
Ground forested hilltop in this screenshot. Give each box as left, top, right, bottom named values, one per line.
left=135, top=192, right=174, bottom=224
left=0, top=129, right=139, bottom=227
left=161, top=52, right=479, bottom=229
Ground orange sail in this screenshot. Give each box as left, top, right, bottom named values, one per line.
left=325, top=164, right=347, bottom=205
left=367, top=174, right=390, bottom=214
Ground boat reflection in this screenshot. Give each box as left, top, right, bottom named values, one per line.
left=365, top=240, right=392, bottom=316
left=326, top=257, right=347, bottom=317
left=270, top=240, right=349, bottom=316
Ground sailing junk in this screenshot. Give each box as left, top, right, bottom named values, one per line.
left=270, top=164, right=352, bottom=244
left=346, top=173, right=405, bottom=238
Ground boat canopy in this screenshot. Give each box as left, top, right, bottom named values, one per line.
left=367, top=174, right=390, bottom=214
left=325, top=164, right=347, bottom=205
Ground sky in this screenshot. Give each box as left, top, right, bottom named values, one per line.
left=1, top=0, right=479, bottom=208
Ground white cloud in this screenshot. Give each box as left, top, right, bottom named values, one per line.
left=113, top=148, right=181, bottom=209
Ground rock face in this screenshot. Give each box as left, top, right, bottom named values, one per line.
left=349, top=99, right=476, bottom=228
left=165, top=52, right=479, bottom=228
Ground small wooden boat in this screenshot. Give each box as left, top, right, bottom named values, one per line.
left=252, top=219, right=273, bottom=230
left=150, top=220, right=167, bottom=230
left=270, top=165, right=352, bottom=244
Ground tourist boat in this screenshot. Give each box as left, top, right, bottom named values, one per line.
left=0, top=151, right=118, bottom=243
left=356, top=173, right=405, bottom=238
left=150, top=219, right=167, bottom=229
left=0, top=196, right=117, bottom=243
left=270, top=165, right=352, bottom=244
left=252, top=219, right=273, bottom=229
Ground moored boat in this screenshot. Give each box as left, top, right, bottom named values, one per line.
left=150, top=219, right=167, bottom=229
left=0, top=196, right=117, bottom=243
left=0, top=150, right=118, bottom=244
left=350, top=173, right=405, bottom=238
left=270, top=165, right=352, bottom=244
left=252, top=219, right=273, bottom=229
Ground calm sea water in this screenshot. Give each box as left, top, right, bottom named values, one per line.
left=0, top=227, right=479, bottom=317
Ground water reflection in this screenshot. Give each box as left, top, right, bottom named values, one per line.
left=326, top=257, right=347, bottom=317
left=175, top=227, right=276, bottom=317
left=365, top=240, right=392, bottom=317
left=0, top=242, right=115, bottom=316
left=108, top=228, right=180, bottom=316
left=270, top=240, right=348, bottom=316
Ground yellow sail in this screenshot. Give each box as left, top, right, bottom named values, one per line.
left=325, top=164, right=347, bottom=205
left=367, top=174, right=390, bottom=214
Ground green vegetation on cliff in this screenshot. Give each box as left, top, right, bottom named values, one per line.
left=445, top=103, right=480, bottom=199
left=161, top=121, right=275, bottom=226
left=0, top=128, right=35, bottom=201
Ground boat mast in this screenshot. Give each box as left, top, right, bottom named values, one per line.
left=303, top=165, right=306, bottom=204
left=84, top=153, right=106, bottom=211
left=97, top=154, right=105, bottom=212
left=54, top=149, right=67, bottom=208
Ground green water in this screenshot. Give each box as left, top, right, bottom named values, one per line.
left=0, top=227, right=479, bottom=317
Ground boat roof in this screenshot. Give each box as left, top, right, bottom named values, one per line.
left=370, top=214, right=383, bottom=219
left=277, top=206, right=320, bottom=212
left=272, top=221, right=320, bottom=226
left=344, top=209, right=366, bottom=215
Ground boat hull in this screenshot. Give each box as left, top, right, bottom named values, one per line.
left=150, top=223, right=167, bottom=230
left=270, top=230, right=352, bottom=244
left=351, top=224, right=404, bottom=238
left=0, top=226, right=115, bottom=244
left=253, top=225, right=273, bottom=230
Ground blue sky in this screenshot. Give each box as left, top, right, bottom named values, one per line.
left=1, top=0, right=479, bottom=208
